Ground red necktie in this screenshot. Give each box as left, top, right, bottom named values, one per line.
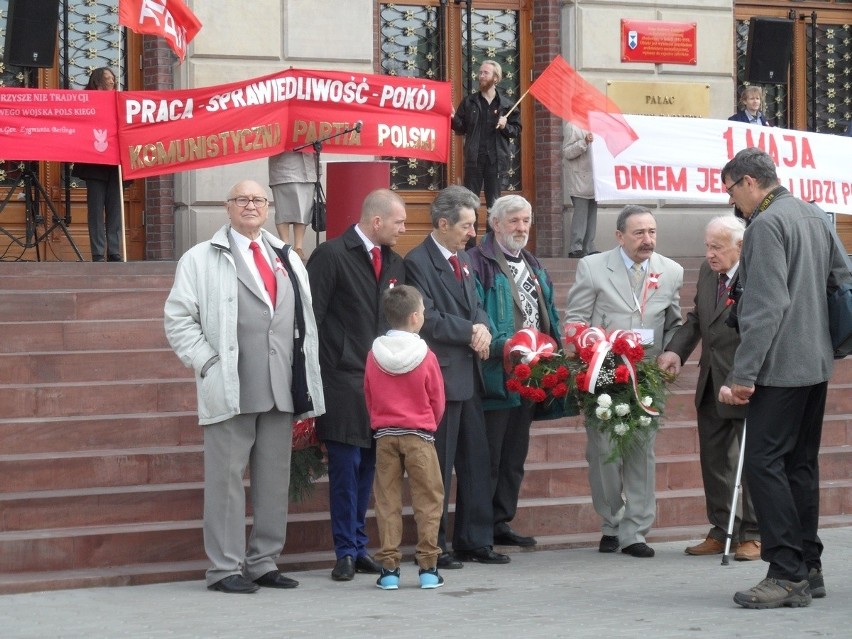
left=249, top=241, right=277, bottom=305
left=370, top=246, right=382, bottom=281
left=448, top=255, right=462, bottom=281
left=717, top=273, right=728, bottom=303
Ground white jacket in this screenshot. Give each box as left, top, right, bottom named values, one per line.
left=164, top=224, right=325, bottom=425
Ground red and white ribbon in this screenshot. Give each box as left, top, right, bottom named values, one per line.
left=504, top=328, right=558, bottom=369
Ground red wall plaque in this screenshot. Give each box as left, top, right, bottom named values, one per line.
left=621, top=20, right=697, bottom=65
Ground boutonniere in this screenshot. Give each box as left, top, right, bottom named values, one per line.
left=388, top=278, right=397, bottom=289
left=274, top=256, right=287, bottom=274
left=462, top=264, right=470, bottom=278
left=647, top=273, right=662, bottom=289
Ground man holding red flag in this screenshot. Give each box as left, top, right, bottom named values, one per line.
left=119, top=0, right=201, bottom=61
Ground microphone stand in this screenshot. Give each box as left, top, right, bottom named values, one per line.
left=292, top=121, right=362, bottom=246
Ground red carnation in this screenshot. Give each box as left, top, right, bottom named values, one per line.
left=506, top=377, right=523, bottom=393
left=541, top=373, right=559, bottom=389
left=614, top=365, right=630, bottom=384
left=612, top=338, right=630, bottom=356
left=579, top=347, right=595, bottom=363
left=555, top=365, right=570, bottom=381
left=519, top=385, right=537, bottom=401
left=551, top=382, right=569, bottom=398
left=575, top=371, right=589, bottom=392
left=531, top=388, right=548, bottom=403
left=513, top=364, right=532, bottom=381
left=630, top=345, right=645, bottom=363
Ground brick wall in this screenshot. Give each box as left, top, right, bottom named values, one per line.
left=532, top=0, right=563, bottom=257
left=141, top=37, right=176, bottom=261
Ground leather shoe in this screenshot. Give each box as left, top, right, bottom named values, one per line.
left=599, top=535, right=619, bottom=553
left=622, top=542, right=655, bottom=558
left=734, top=539, right=762, bottom=561
left=354, top=554, right=382, bottom=574
left=494, top=529, right=537, bottom=547
left=568, top=250, right=585, bottom=258
left=253, top=570, right=299, bottom=589
left=437, top=552, right=464, bottom=570
left=685, top=535, right=725, bottom=556
left=207, top=574, right=259, bottom=594
left=454, top=546, right=511, bottom=564
left=331, top=555, right=355, bottom=581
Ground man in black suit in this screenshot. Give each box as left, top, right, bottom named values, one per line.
left=405, top=185, right=510, bottom=568
left=307, top=189, right=407, bottom=581
left=659, top=216, right=760, bottom=561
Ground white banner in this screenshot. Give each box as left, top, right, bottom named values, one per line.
left=590, top=114, right=852, bottom=214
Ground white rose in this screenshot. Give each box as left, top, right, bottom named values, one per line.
left=642, top=396, right=653, bottom=407
left=595, top=407, right=612, bottom=420
left=614, top=403, right=630, bottom=417
left=614, top=423, right=629, bottom=436
left=639, top=416, right=652, bottom=427
left=597, top=394, right=612, bottom=408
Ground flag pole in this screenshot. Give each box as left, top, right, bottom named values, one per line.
left=504, top=87, right=532, bottom=118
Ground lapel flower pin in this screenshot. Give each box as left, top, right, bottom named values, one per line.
left=462, top=264, right=470, bottom=278
left=388, top=278, right=397, bottom=289
left=647, top=272, right=662, bottom=289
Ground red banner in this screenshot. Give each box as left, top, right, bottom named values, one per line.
left=118, top=0, right=202, bottom=61
left=0, top=89, right=120, bottom=164
left=117, top=68, right=452, bottom=179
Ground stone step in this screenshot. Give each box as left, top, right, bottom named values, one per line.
left=4, top=481, right=851, bottom=576
left=0, top=349, right=186, bottom=385
left=0, top=319, right=172, bottom=354
left=0, top=412, right=201, bottom=455
left=0, top=289, right=170, bottom=322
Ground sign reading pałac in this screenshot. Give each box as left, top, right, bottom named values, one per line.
left=622, top=20, right=697, bottom=65
left=0, top=89, right=120, bottom=164
left=590, top=114, right=852, bottom=214
left=118, top=68, right=451, bottom=178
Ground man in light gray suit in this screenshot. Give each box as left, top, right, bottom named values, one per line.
left=164, top=179, right=324, bottom=594
left=565, top=205, right=683, bottom=558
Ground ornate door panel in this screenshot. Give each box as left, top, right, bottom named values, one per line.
left=378, top=1, right=533, bottom=255
left=735, top=2, right=852, bottom=250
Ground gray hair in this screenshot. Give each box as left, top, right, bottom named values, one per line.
left=430, top=185, right=481, bottom=228
left=706, top=215, right=746, bottom=244
left=488, top=194, right=531, bottom=225
left=616, top=204, right=654, bottom=233
left=721, top=147, right=779, bottom=189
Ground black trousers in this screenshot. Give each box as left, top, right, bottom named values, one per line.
left=744, top=383, right=827, bottom=581
left=435, top=393, right=494, bottom=553
left=463, top=157, right=501, bottom=245
left=485, top=402, right=535, bottom=534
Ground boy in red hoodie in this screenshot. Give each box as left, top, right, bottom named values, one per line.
left=364, top=285, right=446, bottom=589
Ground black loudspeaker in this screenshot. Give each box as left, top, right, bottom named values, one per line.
left=745, top=18, right=794, bottom=84
left=3, top=0, right=61, bottom=68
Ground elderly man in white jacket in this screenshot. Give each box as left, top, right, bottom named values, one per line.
left=164, top=179, right=324, bottom=595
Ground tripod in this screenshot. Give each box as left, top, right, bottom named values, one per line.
left=0, top=163, right=84, bottom=261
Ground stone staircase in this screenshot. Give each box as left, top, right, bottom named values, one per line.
left=1, top=258, right=850, bottom=595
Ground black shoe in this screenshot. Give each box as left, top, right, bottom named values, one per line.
left=207, top=574, right=259, bottom=594
left=598, top=535, right=619, bottom=553
left=494, top=529, right=537, bottom=547
left=92, top=254, right=104, bottom=262
left=331, top=555, right=355, bottom=581
left=253, top=570, right=299, bottom=589
left=622, top=542, right=655, bottom=558
left=568, top=250, right=585, bottom=258
left=437, top=552, right=464, bottom=570
left=107, top=253, right=123, bottom=262
left=354, top=554, right=382, bottom=574
left=454, top=546, right=511, bottom=564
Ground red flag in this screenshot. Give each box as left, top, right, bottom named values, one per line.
left=119, top=0, right=201, bottom=61
left=529, top=55, right=637, bottom=156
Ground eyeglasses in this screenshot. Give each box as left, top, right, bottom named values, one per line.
left=725, top=176, right=745, bottom=196
left=227, top=196, right=268, bottom=208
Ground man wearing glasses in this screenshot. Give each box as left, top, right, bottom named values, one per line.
left=165, top=179, right=325, bottom=594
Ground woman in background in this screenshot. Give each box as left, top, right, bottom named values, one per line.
left=72, top=67, right=122, bottom=262
left=728, top=86, right=769, bottom=126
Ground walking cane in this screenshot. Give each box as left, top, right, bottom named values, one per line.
left=721, top=419, right=746, bottom=566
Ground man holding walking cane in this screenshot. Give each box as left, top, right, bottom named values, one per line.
left=658, top=216, right=760, bottom=561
